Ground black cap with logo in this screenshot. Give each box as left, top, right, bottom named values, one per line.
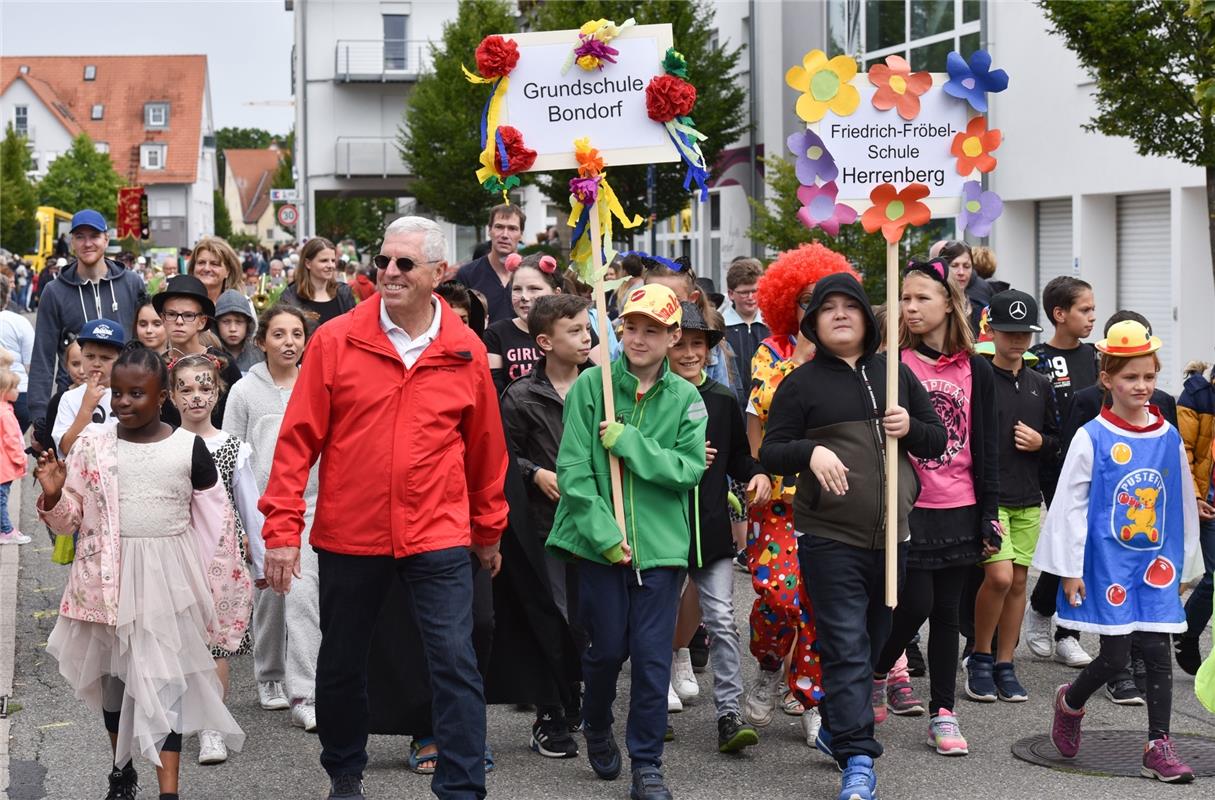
left=986, top=289, right=1042, bottom=333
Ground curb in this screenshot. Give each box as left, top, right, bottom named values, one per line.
left=0, top=476, right=22, bottom=793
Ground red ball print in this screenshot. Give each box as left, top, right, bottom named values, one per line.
left=1106, top=583, right=1126, bottom=607
left=1143, top=556, right=1176, bottom=588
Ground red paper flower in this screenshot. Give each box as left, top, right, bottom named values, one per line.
left=494, top=126, right=536, bottom=176
left=646, top=75, right=697, bottom=123
left=475, top=35, right=519, bottom=79
left=951, top=116, right=1002, bottom=175
left=868, top=55, right=932, bottom=121
left=861, top=183, right=932, bottom=244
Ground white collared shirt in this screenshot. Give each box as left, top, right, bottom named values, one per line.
left=380, top=295, right=442, bottom=369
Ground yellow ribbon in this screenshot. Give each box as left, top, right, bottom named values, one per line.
left=473, top=76, right=511, bottom=185
left=668, top=119, right=708, bottom=169
left=460, top=63, right=495, bottom=85
left=567, top=172, right=643, bottom=282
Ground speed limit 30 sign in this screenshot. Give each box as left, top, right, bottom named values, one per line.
left=277, top=204, right=298, bottom=227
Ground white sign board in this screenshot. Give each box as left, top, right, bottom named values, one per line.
left=812, top=76, right=971, bottom=216
left=500, top=24, right=679, bottom=171
left=270, top=188, right=298, bottom=202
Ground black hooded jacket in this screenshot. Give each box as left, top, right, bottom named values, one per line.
left=759, top=273, right=947, bottom=550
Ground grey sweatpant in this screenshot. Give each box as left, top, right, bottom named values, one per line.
left=251, top=516, right=321, bottom=703
left=687, top=557, right=744, bottom=716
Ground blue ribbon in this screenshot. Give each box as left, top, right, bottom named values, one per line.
left=495, top=129, right=510, bottom=173
left=619, top=251, right=686, bottom=272
left=668, top=127, right=708, bottom=201
left=570, top=205, right=591, bottom=250
left=478, top=78, right=499, bottom=150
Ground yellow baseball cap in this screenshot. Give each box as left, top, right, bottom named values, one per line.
left=620, top=284, right=682, bottom=327
left=1096, top=320, right=1162, bottom=356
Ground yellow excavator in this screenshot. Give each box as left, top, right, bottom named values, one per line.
left=24, top=206, right=73, bottom=273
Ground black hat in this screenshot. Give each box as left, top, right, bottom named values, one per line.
left=153, top=274, right=216, bottom=318
left=987, top=289, right=1042, bottom=333
left=678, top=301, right=723, bottom=348
left=695, top=277, right=725, bottom=309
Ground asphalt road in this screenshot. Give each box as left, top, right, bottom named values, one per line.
left=5, top=466, right=1214, bottom=799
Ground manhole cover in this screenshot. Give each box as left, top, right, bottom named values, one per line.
left=1012, top=730, right=1215, bottom=777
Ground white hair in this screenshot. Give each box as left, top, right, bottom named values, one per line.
left=384, top=216, right=446, bottom=262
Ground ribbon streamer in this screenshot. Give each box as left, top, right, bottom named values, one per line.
left=665, top=117, right=709, bottom=201
left=567, top=174, right=643, bottom=284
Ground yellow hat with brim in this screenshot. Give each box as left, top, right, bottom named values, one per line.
left=620, top=284, right=682, bottom=327
left=1095, top=319, right=1162, bottom=356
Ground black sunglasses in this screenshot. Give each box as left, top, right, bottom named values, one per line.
left=372, top=255, right=438, bottom=272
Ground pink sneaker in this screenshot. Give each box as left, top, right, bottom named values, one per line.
left=871, top=678, right=888, bottom=725
left=928, top=708, right=968, bottom=755
left=1051, top=683, right=1084, bottom=758
left=0, top=530, right=30, bottom=545
left=1142, top=736, right=1194, bottom=783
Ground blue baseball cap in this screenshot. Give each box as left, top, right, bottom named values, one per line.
left=70, top=209, right=108, bottom=233
left=77, top=318, right=126, bottom=348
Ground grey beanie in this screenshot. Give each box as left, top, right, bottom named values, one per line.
left=215, top=289, right=256, bottom=322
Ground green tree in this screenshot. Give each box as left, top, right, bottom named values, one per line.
left=39, top=133, right=123, bottom=220
left=271, top=130, right=294, bottom=190
left=213, top=189, right=234, bottom=239
left=0, top=125, right=38, bottom=253
left=398, top=0, right=518, bottom=226
left=1040, top=0, right=1215, bottom=284
left=315, top=197, right=397, bottom=252
left=215, top=126, right=274, bottom=192
left=747, top=157, right=935, bottom=305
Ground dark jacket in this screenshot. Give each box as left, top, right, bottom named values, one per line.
left=990, top=363, right=1060, bottom=507
left=279, top=281, right=357, bottom=330
left=722, top=304, right=770, bottom=409
left=760, top=273, right=947, bottom=550
left=1061, top=384, right=1178, bottom=457
left=690, top=376, right=765, bottom=568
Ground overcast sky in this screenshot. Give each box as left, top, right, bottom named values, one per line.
left=1, top=0, right=295, bottom=135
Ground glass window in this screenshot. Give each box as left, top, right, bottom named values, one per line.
left=828, top=0, right=861, bottom=55
left=141, top=144, right=165, bottom=170
left=83, top=65, right=96, bottom=80
left=963, top=0, right=981, bottom=23
left=910, top=0, right=953, bottom=40
left=95, top=142, right=109, bottom=154
left=383, top=14, right=407, bottom=70
left=91, top=104, right=104, bottom=120
left=960, top=31, right=981, bottom=57
left=710, top=192, right=721, bottom=231
left=14, top=105, right=27, bottom=135
left=146, top=103, right=168, bottom=128
left=909, top=38, right=953, bottom=71
left=865, top=0, right=905, bottom=51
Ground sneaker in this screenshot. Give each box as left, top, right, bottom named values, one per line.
left=1104, top=678, right=1145, bottom=706
left=630, top=766, right=673, bottom=800
left=781, top=689, right=805, bottom=716
left=0, top=529, right=30, bottom=544
left=837, top=755, right=877, bottom=800
left=1053, top=636, right=1093, bottom=668
left=672, top=647, right=699, bottom=702
left=531, top=712, right=579, bottom=758
left=1174, top=636, right=1202, bottom=676
left=104, top=763, right=138, bottom=800
left=994, top=662, right=1028, bottom=702
left=688, top=625, right=710, bottom=673
left=965, top=653, right=997, bottom=702
left=928, top=709, right=969, bottom=755
left=905, top=638, right=926, bottom=677
left=667, top=680, right=683, bottom=713
left=1141, top=735, right=1195, bottom=783
left=198, top=729, right=228, bottom=764
left=1022, top=606, right=1054, bottom=658
left=716, top=711, right=759, bottom=753
left=258, top=680, right=290, bottom=710
left=664, top=723, right=674, bottom=742
left=886, top=679, right=925, bottom=716
left=871, top=678, right=888, bottom=724
left=328, top=774, right=366, bottom=799
left=814, top=722, right=834, bottom=762
left=801, top=707, right=823, bottom=749
left=290, top=701, right=318, bottom=732
left=743, top=668, right=782, bottom=727
left=1051, top=683, right=1084, bottom=758
left=733, top=549, right=749, bottom=573
left=960, top=638, right=974, bottom=669
left=584, top=726, right=622, bottom=781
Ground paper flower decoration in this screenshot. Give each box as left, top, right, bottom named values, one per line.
left=493, top=126, right=535, bottom=177
left=563, top=17, right=635, bottom=74
left=474, top=35, right=519, bottom=79
left=943, top=50, right=1009, bottom=113
left=569, top=176, right=599, bottom=206
left=786, top=50, right=860, bottom=123
left=646, top=65, right=709, bottom=200
left=566, top=138, right=642, bottom=284
left=868, top=55, right=932, bottom=121
left=951, top=117, right=1002, bottom=175
left=575, top=138, right=604, bottom=177
left=662, top=47, right=689, bottom=79
left=861, top=183, right=931, bottom=244
left=786, top=130, right=837, bottom=184
left=958, top=181, right=1003, bottom=237
left=646, top=75, right=697, bottom=123
left=796, top=182, right=858, bottom=236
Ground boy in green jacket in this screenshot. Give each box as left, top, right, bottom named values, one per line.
left=547, top=283, right=707, bottom=800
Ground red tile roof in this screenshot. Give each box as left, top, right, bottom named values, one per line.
left=225, top=147, right=282, bottom=223
left=0, top=55, right=209, bottom=185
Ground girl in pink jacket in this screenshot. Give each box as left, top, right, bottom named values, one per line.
left=0, top=369, right=28, bottom=545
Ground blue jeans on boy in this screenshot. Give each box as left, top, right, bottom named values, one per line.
left=1183, top=518, right=1215, bottom=640
left=578, top=562, right=681, bottom=770
left=0, top=481, right=13, bottom=533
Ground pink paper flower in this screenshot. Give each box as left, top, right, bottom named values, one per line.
left=796, top=181, right=858, bottom=237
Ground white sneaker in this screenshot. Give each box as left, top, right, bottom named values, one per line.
left=667, top=680, right=683, bottom=713
left=743, top=668, right=783, bottom=727
left=0, top=530, right=31, bottom=545
left=1022, top=606, right=1054, bottom=658
left=198, top=730, right=228, bottom=765
left=1053, top=636, right=1093, bottom=668
left=672, top=648, right=699, bottom=702
left=258, top=680, right=290, bottom=710
left=800, top=707, right=822, bottom=748
left=290, top=702, right=318, bottom=732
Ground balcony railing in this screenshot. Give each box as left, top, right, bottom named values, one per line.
left=334, top=39, right=431, bottom=82
left=335, top=137, right=409, bottom=178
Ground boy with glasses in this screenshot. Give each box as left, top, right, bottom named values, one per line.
left=154, top=275, right=242, bottom=427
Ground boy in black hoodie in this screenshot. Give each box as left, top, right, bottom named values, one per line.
left=667, top=302, right=768, bottom=754
left=760, top=273, right=945, bottom=800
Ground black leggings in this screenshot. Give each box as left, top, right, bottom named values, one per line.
left=103, top=710, right=182, bottom=755
left=875, top=564, right=969, bottom=715
left=1064, top=632, right=1172, bottom=740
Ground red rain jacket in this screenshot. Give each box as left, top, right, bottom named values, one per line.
left=258, top=296, right=509, bottom=556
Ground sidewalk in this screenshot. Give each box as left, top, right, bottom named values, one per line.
left=0, top=477, right=21, bottom=795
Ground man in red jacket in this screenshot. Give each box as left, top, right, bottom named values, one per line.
left=259, top=216, right=509, bottom=800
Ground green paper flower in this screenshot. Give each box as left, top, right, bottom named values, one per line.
left=663, top=47, right=688, bottom=78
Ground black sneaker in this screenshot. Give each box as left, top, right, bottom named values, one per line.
left=688, top=624, right=710, bottom=673
left=584, top=726, right=622, bottom=780
left=964, top=652, right=997, bottom=702
left=733, top=549, right=749, bottom=573
left=1105, top=678, right=1145, bottom=706
left=328, top=774, right=365, bottom=800
left=994, top=662, right=1028, bottom=702
left=630, top=766, right=673, bottom=800
left=717, top=711, right=759, bottom=753
left=1175, top=636, right=1202, bottom=676
left=906, top=638, right=926, bottom=677
left=531, top=712, right=579, bottom=758
left=104, top=763, right=138, bottom=800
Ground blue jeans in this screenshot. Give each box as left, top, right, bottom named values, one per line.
left=315, top=546, right=485, bottom=800
left=1183, top=518, right=1215, bottom=640
left=578, top=562, right=681, bottom=771
left=0, top=482, right=11, bottom=532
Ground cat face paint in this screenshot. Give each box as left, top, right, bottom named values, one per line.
left=171, top=365, right=218, bottom=423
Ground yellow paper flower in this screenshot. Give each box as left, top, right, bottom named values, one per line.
left=576, top=54, right=601, bottom=71
left=786, top=50, right=860, bottom=123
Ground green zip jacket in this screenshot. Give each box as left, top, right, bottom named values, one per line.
left=546, top=356, right=708, bottom=571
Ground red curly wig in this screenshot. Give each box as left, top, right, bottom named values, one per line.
left=756, top=242, right=858, bottom=337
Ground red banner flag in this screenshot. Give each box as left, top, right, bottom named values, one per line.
left=116, top=187, right=144, bottom=239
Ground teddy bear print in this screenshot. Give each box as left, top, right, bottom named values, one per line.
left=1118, top=486, right=1160, bottom=543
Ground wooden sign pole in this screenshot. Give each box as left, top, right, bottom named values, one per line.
left=885, top=240, right=900, bottom=608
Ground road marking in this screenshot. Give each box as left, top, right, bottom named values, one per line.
left=31, top=610, right=57, bottom=620
left=37, top=721, right=73, bottom=730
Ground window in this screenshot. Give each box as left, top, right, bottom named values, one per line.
left=84, top=65, right=96, bottom=80
left=833, top=0, right=982, bottom=73
left=141, top=143, right=166, bottom=170
left=145, top=103, right=169, bottom=128
left=94, top=141, right=109, bottom=154
left=91, top=104, right=104, bottom=120
left=709, top=192, right=721, bottom=232
left=383, top=14, right=407, bottom=70
left=13, top=105, right=27, bottom=136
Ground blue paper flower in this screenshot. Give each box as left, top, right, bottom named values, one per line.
left=958, top=180, right=1003, bottom=237
left=786, top=130, right=837, bottom=185
left=943, top=50, right=1009, bottom=113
